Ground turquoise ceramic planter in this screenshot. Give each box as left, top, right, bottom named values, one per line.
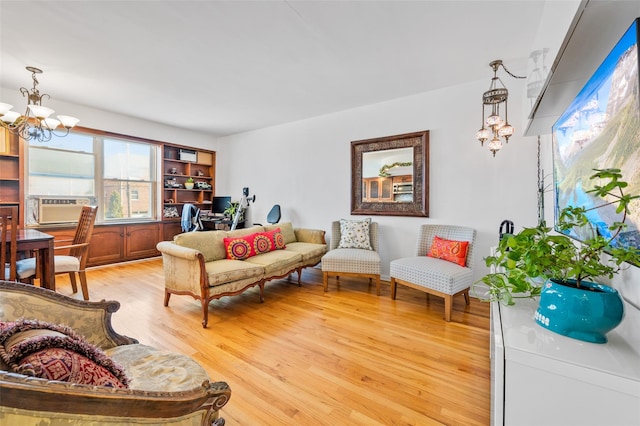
left=535, top=279, right=624, bottom=344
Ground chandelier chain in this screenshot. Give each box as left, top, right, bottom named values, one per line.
left=537, top=135, right=545, bottom=226
left=500, top=62, right=526, bottom=80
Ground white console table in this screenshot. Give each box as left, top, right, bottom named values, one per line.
left=491, top=298, right=640, bottom=426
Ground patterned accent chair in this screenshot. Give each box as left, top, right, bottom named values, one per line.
left=390, top=224, right=476, bottom=321
left=321, top=220, right=381, bottom=294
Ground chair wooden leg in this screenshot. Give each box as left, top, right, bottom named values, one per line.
left=444, top=295, right=453, bottom=322
left=463, top=288, right=470, bottom=305
left=164, top=290, right=171, bottom=306
left=323, top=272, right=329, bottom=292
left=201, top=299, right=209, bottom=328
left=78, top=271, right=89, bottom=300
left=390, top=277, right=397, bottom=299
left=69, top=272, right=78, bottom=293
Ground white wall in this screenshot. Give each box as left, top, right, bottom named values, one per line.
left=0, top=91, right=216, bottom=150
left=216, top=77, right=539, bottom=284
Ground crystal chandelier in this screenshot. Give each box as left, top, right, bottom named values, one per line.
left=0, top=66, right=79, bottom=142
left=475, top=60, right=524, bottom=157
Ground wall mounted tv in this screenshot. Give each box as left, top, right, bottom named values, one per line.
left=552, top=17, right=640, bottom=251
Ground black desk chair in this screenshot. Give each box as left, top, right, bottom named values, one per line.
left=255, top=204, right=281, bottom=226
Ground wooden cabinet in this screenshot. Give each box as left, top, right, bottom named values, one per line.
left=87, top=226, right=126, bottom=265
left=362, top=177, right=393, bottom=202
left=162, top=145, right=216, bottom=239
left=125, top=223, right=162, bottom=259
left=0, top=129, right=23, bottom=225
left=89, top=223, right=161, bottom=266
left=43, top=222, right=162, bottom=267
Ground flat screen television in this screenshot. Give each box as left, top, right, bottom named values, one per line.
left=212, top=196, right=231, bottom=215
left=552, top=17, right=640, bottom=251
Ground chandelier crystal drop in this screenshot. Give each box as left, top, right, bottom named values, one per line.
left=0, top=66, right=79, bottom=142
left=476, top=60, right=524, bottom=157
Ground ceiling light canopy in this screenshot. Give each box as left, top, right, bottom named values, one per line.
left=475, top=60, right=524, bottom=157
left=0, top=66, right=79, bottom=142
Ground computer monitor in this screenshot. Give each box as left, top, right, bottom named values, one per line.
left=212, top=196, right=231, bottom=215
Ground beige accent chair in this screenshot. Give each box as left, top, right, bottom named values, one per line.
left=0, top=280, right=230, bottom=425
left=321, top=220, right=381, bottom=294
left=16, top=205, right=98, bottom=300
left=390, top=224, right=476, bottom=321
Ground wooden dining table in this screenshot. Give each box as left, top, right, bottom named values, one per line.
left=13, top=229, right=56, bottom=290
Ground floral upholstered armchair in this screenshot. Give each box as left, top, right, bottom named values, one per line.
left=0, top=280, right=230, bottom=425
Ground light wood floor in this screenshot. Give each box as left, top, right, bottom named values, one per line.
left=52, top=258, right=491, bottom=426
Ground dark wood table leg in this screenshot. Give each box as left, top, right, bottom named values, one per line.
left=40, top=239, right=55, bottom=290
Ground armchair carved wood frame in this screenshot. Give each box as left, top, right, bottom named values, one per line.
left=0, top=281, right=231, bottom=425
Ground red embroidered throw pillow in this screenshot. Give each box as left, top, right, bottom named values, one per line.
left=224, top=234, right=258, bottom=260
left=224, top=229, right=287, bottom=259
left=21, top=347, right=128, bottom=388
left=253, top=232, right=274, bottom=255
left=0, top=319, right=129, bottom=388
left=427, top=236, right=469, bottom=267
left=261, top=228, right=286, bottom=251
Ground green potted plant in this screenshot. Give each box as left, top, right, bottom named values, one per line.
left=223, top=201, right=243, bottom=221
left=184, top=177, right=194, bottom=189
left=480, top=168, right=640, bottom=343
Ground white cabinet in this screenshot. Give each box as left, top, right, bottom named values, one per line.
left=491, top=298, right=640, bottom=426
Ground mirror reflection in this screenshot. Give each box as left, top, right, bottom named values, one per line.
left=362, top=148, right=413, bottom=203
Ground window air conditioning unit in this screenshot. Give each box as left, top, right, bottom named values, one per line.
left=179, top=149, right=197, bottom=162
left=38, top=198, right=91, bottom=224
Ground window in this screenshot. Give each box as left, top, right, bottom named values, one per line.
left=27, top=129, right=158, bottom=224
left=28, top=132, right=95, bottom=196
left=103, top=139, right=154, bottom=219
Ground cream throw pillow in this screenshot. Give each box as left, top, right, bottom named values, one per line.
left=338, top=218, right=372, bottom=250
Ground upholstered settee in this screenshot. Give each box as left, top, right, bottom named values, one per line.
left=0, top=280, right=231, bottom=425
left=157, top=222, right=327, bottom=328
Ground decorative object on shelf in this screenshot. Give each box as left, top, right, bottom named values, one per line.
left=196, top=170, right=205, bottom=177
left=184, top=177, right=194, bottom=190
left=0, top=66, right=79, bottom=143
left=169, top=167, right=178, bottom=174
left=165, top=178, right=180, bottom=188
left=163, top=206, right=180, bottom=218
left=195, top=181, right=212, bottom=190
left=479, top=168, right=640, bottom=343
left=474, top=60, right=525, bottom=157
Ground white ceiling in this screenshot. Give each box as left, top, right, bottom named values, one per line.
left=0, top=1, right=548, bottom=137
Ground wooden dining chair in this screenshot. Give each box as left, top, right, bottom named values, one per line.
left=0, top=206, right=18, bottom=281
left=16, top=206, right=98, bottom=299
